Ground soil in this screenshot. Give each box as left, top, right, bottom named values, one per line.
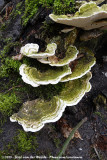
left=0, top=1, right=107, bottom=160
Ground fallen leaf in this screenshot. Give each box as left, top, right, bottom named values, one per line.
left=96, top=135, right=107, bottom=151
left=57, top=118, right=83, bottom=140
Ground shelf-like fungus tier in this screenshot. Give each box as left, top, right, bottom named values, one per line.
left=61, top=48, right=96, bottom=82
left=20, top=43, right=57, bottom=58
left=19, top=64, right=71, bottom=87
left=10, top=22, right=97, bottom=132
left=59, top=72, right=92, bottom=106
left=10, top=73, right=91, bottom=132
left=37, top=45, right=79, bottom=67
left=10, top=97, right=66, bottom=132
left=49, top=2, right=107, bottom=30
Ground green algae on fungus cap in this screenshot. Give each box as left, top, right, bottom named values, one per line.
left=20, top=43, right=57, bottom=58
left=48, top=45, right=79, bottom=67
left=10, top=97, right=66, bottom=132
left=61, top=48, right=96, bottom=82
left=19, top=64, right=71, bottom=87
left=37, top=45, right=79, bottom=67
left=10, top=73, right=92, bottom=132
left=59, top=72, right=92, bottom=106
left=49, top=2, right=107, bottom=30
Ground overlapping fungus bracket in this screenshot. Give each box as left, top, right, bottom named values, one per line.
left=49, top=2, right=107, bottom=30
left=10, top=40, right=96, bottom=132
left=10, top=73, right=92, bottom=132
left=10, top=1, right=99, bottom=132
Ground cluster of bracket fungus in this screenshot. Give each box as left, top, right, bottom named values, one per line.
left=20, top=43, right=57, bottom=58
left=10, top=72, right=92, bottom=132
left=10, top=41, right=95, bottom=132
left=49, top=1, right=107, bottom=30
left=38, top=45, right=79, bottom=67
left=10, top=97, right=66, bottom=132
left=10, top=1, right=103, bottom=132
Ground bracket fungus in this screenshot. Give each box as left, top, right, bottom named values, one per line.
left=19, top=64, right=71, bottom=87
left=10, top=73, right=91, bottom=132
left=61, top=48, right=96, bottom=82
left=37, top=57, right=50, bottom=64
left=10, top=38, right=96, bottom=132
left=37, top=45, right=79, bottom=67
left=20, top=43, right=57, bottom=58
left=59, top=72, right=92, bottom=106
left=49, top=2, right=107, bottom=30
left=10, top=9, right=98, bottom=132
left=10, top=97, right=66, bottom=132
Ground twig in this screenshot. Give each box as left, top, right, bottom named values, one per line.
left=12, top=54, right=23, bottom=60
left=93, top=144, right=101, bottom=160
left=0, top=2, right=12, bottom=15
left=56, top=117, right=87, bottom=160
left=5, top=85, right=22, bottom=93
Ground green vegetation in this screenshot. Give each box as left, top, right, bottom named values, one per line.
left=0, top=23, right=6, bottom=31
left=12, top=1, right=24, bottom=19
left=14, top=130, right=38, bottom=153
left=0, top=129, right=38, bottom=158
left=0, top=54, right=21, bottom=119
left=22, top=0, right=75, bottom=26
left=35, top=83, right=65, bottom=100
left=0, top=54, right=65, bottom=121
left=0, top=129, right=3, bottom=134
left=0, top=92, right=20, bottom=116
left=0, top=57, right=21, bottom=77
left=53, top=137, right=61, bottom=148
left=94, top=111, right=102, bottom=117
left=93, top=94, right=106, bottom=106
left=39, top=0, right=54, bottom=7
left=0, top=2, right=24, bottom=32
left=0, top=42, right=20, bottom=58
left=0, top=55, right=65, bottom=99
left=53, top=0, right=75, bottom=15
left=22, top=0, right=39, bottom=26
